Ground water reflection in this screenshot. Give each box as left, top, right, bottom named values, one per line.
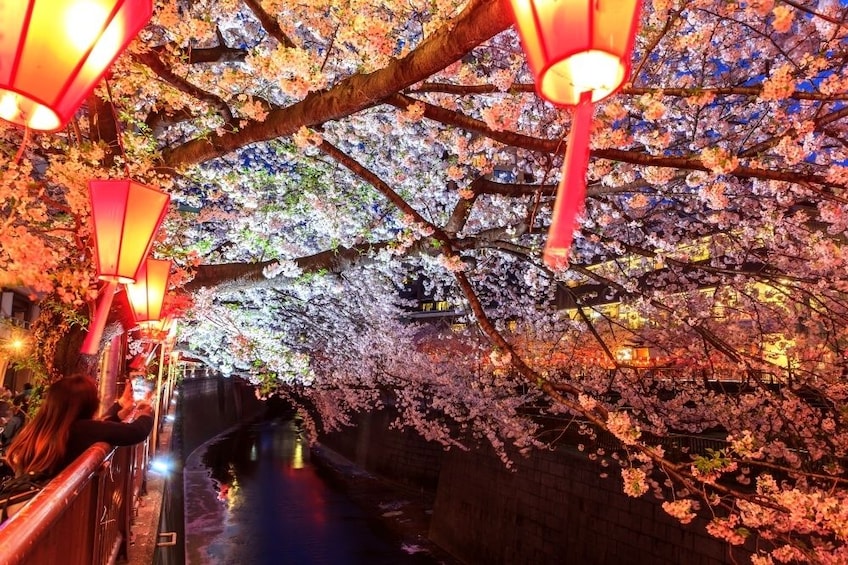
left=185, top=418, right=441, bottom=565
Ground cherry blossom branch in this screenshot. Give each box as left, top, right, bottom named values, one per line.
left=739, top=105, right=848, bottom=159
left=386, top=93, right=842, bottom=189
left=242, top=0, right=297, bottom=49
left=317, top=140, right=449, bottom=240
left=178, top=29, right=248, bottom=64
left=133, top=51, right=234, bottom=125
left=780, top=0, right=848, bottom=25
left=161, top=0, right=511, bottom=167
left=630, top=5, right=677, bottom=83
left=316, top=135, right=588, bottom=411
left=409, top=82, right=848, bottom=102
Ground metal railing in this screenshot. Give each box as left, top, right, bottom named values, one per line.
left=0, top=440, right=148, bottom=565
left=0, top=315, right=31, bottom=330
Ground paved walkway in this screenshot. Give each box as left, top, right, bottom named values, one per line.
left=125, top=411, right=173, bottom=564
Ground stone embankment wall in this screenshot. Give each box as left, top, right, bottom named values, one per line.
left=157, top=376, right=265, bottom=565
left=320, top=411, right=743, bottom=565
left=318, top=410, right=444, bottom=492
left=179, top=376, right=265, bottom=455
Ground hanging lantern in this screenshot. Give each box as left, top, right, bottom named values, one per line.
left=82, top=178, right=169, bottom=355
left=505, top=0, right=641, bottom=268
left=89, top=179, right=169, bottom=283
left=126, top=257, right=171, bottom=325
left=506, top=0, right=641, bottom=107
left=138, top=316, right=174, bottom=342
left=0, top=0, right=153, bottom=132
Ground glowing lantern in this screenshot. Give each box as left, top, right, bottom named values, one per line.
left=505, top=0, right=642, bottom=268
left=89, top=179, right=169, bottom=283
left=0, top=0, right=153, bottom=131
left=81, top=179, right=169, bottom=355
left=126, top=258, right=171, bottom=325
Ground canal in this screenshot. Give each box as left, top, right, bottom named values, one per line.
left=184, top=418, right=445, bottom=564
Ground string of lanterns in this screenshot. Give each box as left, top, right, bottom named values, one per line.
left=82, top=179, right=170, bottom=354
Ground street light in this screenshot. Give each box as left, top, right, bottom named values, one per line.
left=0, top=0, right=153, bottom=131
left=505, top=0, right=642, bottom=268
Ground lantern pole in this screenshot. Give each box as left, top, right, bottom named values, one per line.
left=80, top=281, right=119, bottom=355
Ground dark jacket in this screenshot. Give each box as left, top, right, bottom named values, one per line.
left=0, top=410, right=25, bottom=447
left=61, top=403, right=153, bottom=471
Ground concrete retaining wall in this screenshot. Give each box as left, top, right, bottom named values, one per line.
left=320, top=411, right=745, bottom=565
left=319, top=410, right=444, bottom=492
left=431, top=445, right=735, bottom=565
left=179, top=376, right=265, bottom=457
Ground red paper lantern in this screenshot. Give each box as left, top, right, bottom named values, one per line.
left=505, top=0, right=642, bottom=268
left=89, top=179, right=169, bottom=283
left=126, top=258, right=171, bottom=324
left=0, top=0, right=153, bottom=132
left=506, top=0, right=641, bottom=107
left=82, top=178, right=168, bottom=355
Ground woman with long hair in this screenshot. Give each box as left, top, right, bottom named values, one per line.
left=5, top=374, right=153, bottom=478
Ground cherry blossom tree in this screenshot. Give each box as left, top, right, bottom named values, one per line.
left=3, top=0, right=848, bottom=561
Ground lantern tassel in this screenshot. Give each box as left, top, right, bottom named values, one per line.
left=80, top=281, right=119, bottom=355
left=543, top=93, right=594, bottom=270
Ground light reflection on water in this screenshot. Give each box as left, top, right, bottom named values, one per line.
left=184, top=418, right=440, bottom=565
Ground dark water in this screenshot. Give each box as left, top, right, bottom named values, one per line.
left=184, top=419, right=440, bottom=565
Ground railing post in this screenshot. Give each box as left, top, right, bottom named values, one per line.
left=151, top=344, right=167, bottom=459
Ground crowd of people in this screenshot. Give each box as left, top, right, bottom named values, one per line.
left=0, top=383, right=32, bottom=451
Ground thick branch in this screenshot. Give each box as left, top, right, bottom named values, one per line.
left=243, top=0, right=297, bottom=48
left=185, top=242, right=388, bottom=292
left=387, top=93, right=842, bottom=188
left=133, top=51, right=234, bottom=124
left=161, top=0, right=511, bottom=168
left=410, top=82, right=848, bottom=101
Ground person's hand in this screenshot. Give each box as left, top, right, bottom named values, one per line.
left=135, top=401, right=154, bottom=417
left=118, top=380, right=134, bottom=411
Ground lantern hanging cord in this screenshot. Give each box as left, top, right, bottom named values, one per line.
left=104, top=78, right=132, bottom=178
left=12, top=126, right=30, bottom=166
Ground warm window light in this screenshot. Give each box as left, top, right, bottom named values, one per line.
left=615, top=347, right=634, bottom=363
left=0, top=0, right=153, bottom=131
